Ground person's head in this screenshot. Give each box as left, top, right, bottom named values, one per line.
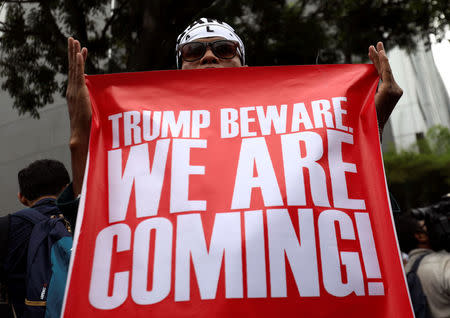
left=394, top=213, right=430, bottom=253
left=176, top=18, right=246, bottom=70
left=18, top=159, right=70, bottom=206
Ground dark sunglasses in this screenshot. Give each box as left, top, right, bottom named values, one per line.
left=179, top=40, right=239, bottom=62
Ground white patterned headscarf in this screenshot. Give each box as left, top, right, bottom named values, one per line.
left=176, top=18, right=245, bottom=68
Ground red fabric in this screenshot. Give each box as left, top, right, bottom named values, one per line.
left=63, top=65, right=413, bottom=318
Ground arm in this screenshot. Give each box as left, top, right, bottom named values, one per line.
left=66, top=37, right=91, bottom=196
left=368, top=42, right=403, bottom=140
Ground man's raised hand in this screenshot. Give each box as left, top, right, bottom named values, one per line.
left=368, top=42, right=403, bottom=138
left=66, top=37, right=92, bottom=196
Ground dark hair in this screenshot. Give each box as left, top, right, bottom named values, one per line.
left=18, top=159, right=70, bottom=201
left=394, top=214, right=423, bottom=253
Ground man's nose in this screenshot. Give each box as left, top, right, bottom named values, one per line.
left=200, top=47, right=219, bottom=64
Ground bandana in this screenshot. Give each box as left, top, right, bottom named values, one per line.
left=176, top=18, right=246, bottom=68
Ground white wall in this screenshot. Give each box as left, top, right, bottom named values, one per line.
left=386, top=39, right=450, bottom=150
left=0, top=87, right=71, bottom=215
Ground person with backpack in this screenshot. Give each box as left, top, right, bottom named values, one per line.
left=395, top=213, right=450, bottom=318
left=0, top=159, right=74, bottom=318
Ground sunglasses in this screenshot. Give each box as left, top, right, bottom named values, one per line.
left=179, top=40, right=239, bottom=62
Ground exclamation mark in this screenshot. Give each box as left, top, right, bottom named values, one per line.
left=354, top=212, right=384, bottom=296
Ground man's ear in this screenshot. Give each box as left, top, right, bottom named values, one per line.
left=18, top=192, right=30, bottom=207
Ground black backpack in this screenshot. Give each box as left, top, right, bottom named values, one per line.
left=0, top=215, right=14, bottom=318
left=1, top=208, right=72, bottom=318
left=407, top=253, right=432, bottom=318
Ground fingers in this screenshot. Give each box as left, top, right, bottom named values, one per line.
left=68, top=37, right=75, bottom=81
left=376, top=41, right=384, bottom=53
left=74, top=40, right=81, bottom=76
left=76, top=52, right=86, bottom=84
left=81, top=47, right=88, bottom=63
left=368, top=41, right=394, bottom=82
left=368, top=45, right=380, bottom=75
left=372, top=40, right=403, bottom=131
left=67, top=37, right=88, bottom=85
left=377, top=44, right=395, bottom=85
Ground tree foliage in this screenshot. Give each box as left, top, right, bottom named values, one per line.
left=383, top=125, right=450, bottom=212
left=0, top=0, right=448, bottom=117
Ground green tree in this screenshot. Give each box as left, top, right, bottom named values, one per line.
left=0, top=0, right=448, bottom=117
left=383, top=125, right=450, bottom=211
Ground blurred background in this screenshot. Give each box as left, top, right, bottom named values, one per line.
left=0, top=0, right=449, bottom=214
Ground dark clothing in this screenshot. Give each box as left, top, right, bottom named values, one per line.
left=3, top=197, right=77, bottom=318
left=4, top=198, right=59, bottom=317
left=55, top=183, right=79, bottom=228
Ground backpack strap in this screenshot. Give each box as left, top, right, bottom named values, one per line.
left=0, top=215, right=10, bottom=281
left=410, top=253, right=430, bottom=273
left=13, top=208, right=48, bottom=225
left=25, top=217, right=59, bottom=279
left=0, top=215, right=10, bottom=260
left=407, top=252, right=433, bottom=318
left=5, top=208, right=49, bottom=276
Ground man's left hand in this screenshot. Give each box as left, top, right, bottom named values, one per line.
left=368, top=42, right=403, bottom=139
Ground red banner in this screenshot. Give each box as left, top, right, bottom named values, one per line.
left=63, top=65, right=413, bottom=318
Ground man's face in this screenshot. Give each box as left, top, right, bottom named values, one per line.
left=181, top=37, right=243, bottom=70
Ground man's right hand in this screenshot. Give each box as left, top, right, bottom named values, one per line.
left=66, top=37, right=91, bottom=196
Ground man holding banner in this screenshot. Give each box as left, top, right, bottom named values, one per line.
left=61, top=18, right=414, bottom=318
left=66, top=18, right=402, bottom=197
